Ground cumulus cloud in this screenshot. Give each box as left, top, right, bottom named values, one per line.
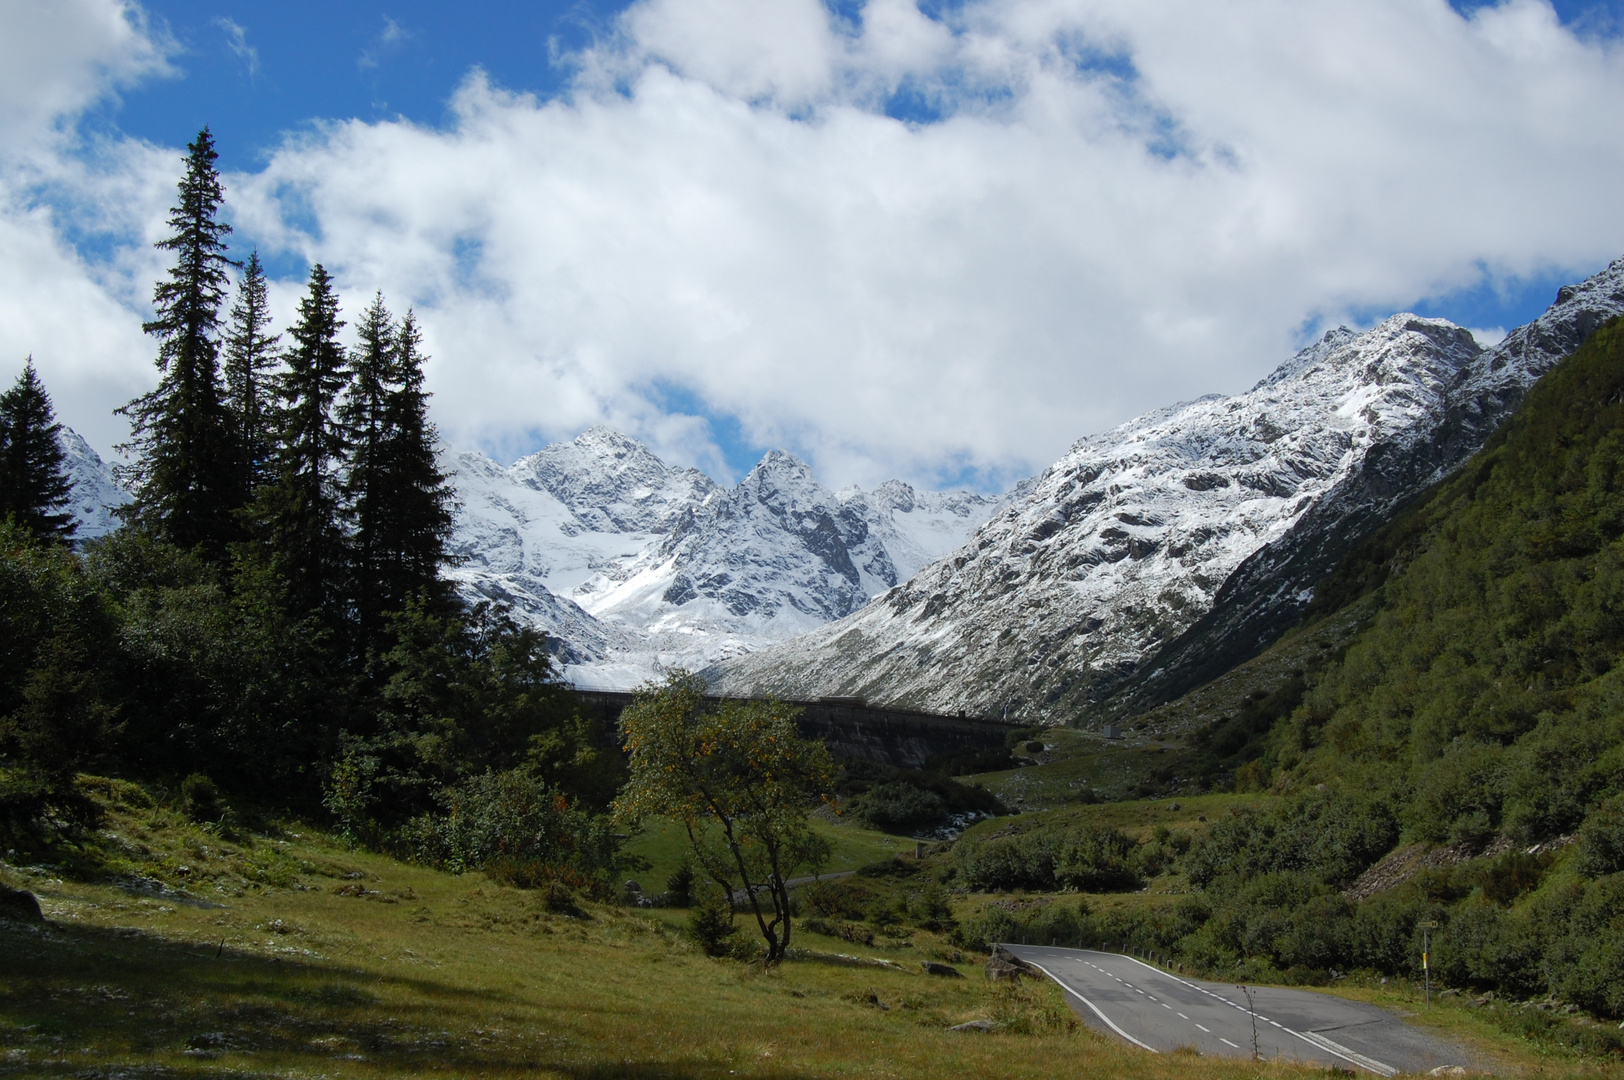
left=222, top=0, right=1624, bottom=487
left=7, top=0, right=1624, bottom=489
left=0, top=0, right=168, bottom=149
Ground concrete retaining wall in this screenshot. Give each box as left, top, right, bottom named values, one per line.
left=573, top=690, right=1019, bottom=771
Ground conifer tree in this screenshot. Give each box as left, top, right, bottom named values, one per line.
left=223, top=250, right=280, bottom=505
left=258, top=264, right=349, bottom=618
left=339, top=293, right=397, bottom=657
left=0, top=360, right=75, bottom=543
left=118, top=127, right=237, bottom=555
left=340, top=302, right=457, bottom=657
left=378, top=309, right=456, bottom=612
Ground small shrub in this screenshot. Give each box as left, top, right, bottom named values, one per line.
left=853, top=781, right=948, bottom=834
left=805, top=877, right=878, bottom=921
left=688, top=885, right=738, bottom=957
left=665, top=861, right=694, bottom=907
left=180, top=773, right=224, bottom=823
left=399, top=769, right=622, bottom=897
left=908, top=883, right=957, bottom=932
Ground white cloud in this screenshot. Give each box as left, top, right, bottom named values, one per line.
left=8, top=0, right=1624, bottom=490
left=0, top=0, right=168, bottom=150
left=213, top=16, right=260, bottom=80
left=223, top=0, right=1624, bottom=487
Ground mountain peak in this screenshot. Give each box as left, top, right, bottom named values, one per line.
left=573, top=425, right=644, bottom=456
left=747, top=449, right=816, bottom=483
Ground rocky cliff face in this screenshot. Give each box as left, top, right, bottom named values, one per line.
left=446, top=427, right=996, bottom=684
left=709, top=259, right=1624, bottom=722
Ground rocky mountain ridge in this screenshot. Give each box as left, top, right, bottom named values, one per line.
left=445, top=427, right=999, bottom=685
left=709, top=258, right=1624, bottom=722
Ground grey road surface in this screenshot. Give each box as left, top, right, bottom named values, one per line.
left=1004, top=945, right=1470, bottom=1075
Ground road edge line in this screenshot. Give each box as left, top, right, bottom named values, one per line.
left=1015, top=955, right=1159, bottom=1053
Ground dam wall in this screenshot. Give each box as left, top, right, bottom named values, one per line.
left=572, top=690, right=1020, bottom=771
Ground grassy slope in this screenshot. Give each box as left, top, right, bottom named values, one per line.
left=622, top=816, right=908, bottom=894
left=4, top=787, right=1591, bottom=1079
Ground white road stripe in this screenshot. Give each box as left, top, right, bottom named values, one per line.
left=1177, top=1013, right=1189, bottom=1020
left=1196, top=1025, right=1210, bottom=1033
left=1298, top=1031, right=1399, bottom=1078
left=1106, top=949, right=1398, bottom=1076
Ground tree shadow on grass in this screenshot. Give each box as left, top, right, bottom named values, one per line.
left=0, top=917, right=830, bottom=1079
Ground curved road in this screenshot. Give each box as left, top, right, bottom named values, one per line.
left=1004, top=945, right=1470, bottom=1075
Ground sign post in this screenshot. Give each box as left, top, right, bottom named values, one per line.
left=1419, top=920, right=1439, bottom=1007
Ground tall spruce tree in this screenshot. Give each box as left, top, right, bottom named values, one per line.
left=378, top=310, right=456, bottom=611
left=340, top=302, right=457, bottom=658
left=0, top=360, right=75, bottom=543
left=118, top=127, right=237, bottom=555
left=259, top=264, right=349, bottom=619
left=223, top=250, right=280, bottom=506
left=339, top=293, right=396, bottom=658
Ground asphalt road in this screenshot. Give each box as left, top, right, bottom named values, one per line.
left=1004, top=945, right=1470, bottom=1075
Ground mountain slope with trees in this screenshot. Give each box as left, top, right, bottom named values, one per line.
left=965, top=315, right=1624, bottom=1019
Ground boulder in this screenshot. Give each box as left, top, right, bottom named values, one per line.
left=986, top=943, right=1038, bottom=981
left=0, top=885, right=42, bottom=922
left=949, top=1020, right=999, bottom=1033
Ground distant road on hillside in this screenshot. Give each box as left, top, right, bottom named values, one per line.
left=1004, top=945, right=1471, bottom=1076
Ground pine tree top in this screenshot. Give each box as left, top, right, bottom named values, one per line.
left=0, top=358, right=76, bottom=543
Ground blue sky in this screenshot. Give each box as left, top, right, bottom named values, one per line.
left=99, top=3, right=619, bottom=170
left=8, top=0, right=1624, bottom=490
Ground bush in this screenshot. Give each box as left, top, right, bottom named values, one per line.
left=1055, top=825, right=1140, bottom=892
left=952, top=899, right=1091, bottom=953
left=1578, top=795, right=1624, bottom=877
left=852, top=781, right=948, bottom=834
left=955, top=823, right=1143, bottom=893
left=1183, top=789, right=1397, bottom=888
left=180, top=773, right=225, bottom=823
left=956, top=830, right=1060, bottom=891
left=908, top=883, right=957, bottom=932
left=399, top=769, right=622, bottom=896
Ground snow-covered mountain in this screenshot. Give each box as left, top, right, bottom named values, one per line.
left=445, top=427, right=998, bottom=685
left=709, top=259, right=1624, bottom=722
left=59, top=429, right=130, bottom=540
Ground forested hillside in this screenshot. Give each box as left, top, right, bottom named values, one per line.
left=1135, top=316, right=1624, bottom=1013
left=1270, top=317, right=1624, bottom=848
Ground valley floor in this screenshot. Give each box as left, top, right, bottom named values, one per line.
left=1, top=789, right=1613, bottom=1079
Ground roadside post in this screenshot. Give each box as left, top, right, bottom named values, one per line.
left=1419, top=920, right=1438, bottom=1007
